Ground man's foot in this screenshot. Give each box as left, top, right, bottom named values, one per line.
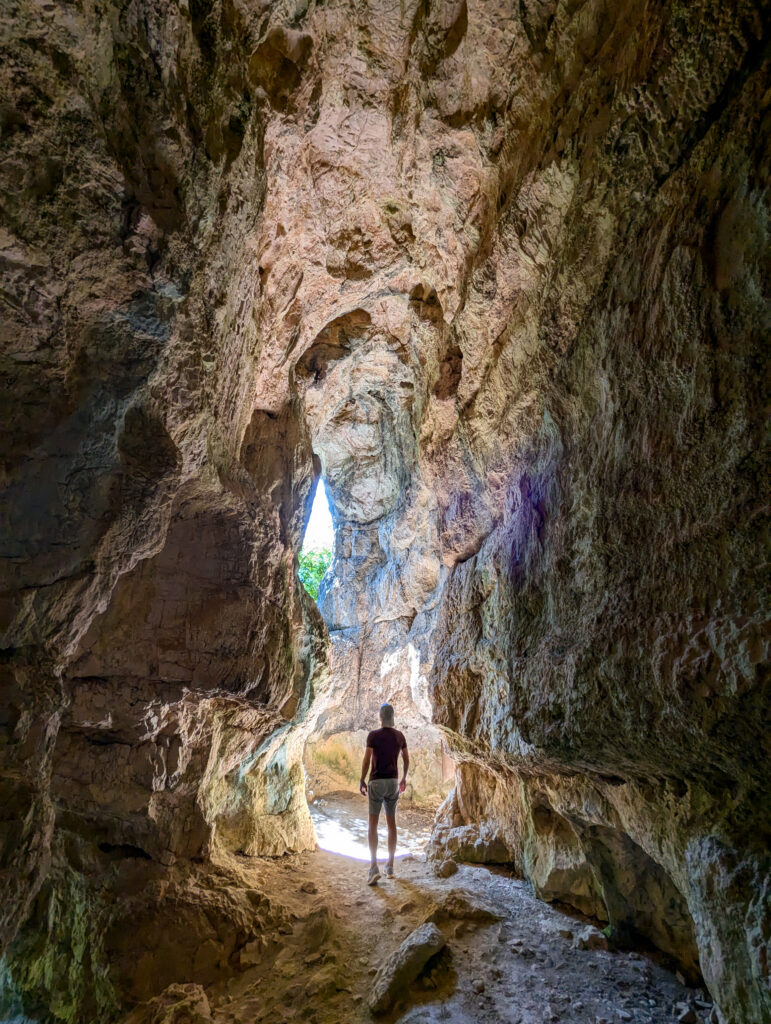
left=367, top=864, right=381, bottom=886
left=384, top=863, right=394, bottom=878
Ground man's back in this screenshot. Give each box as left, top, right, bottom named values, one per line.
left=366, top=726, right=406, bottom=780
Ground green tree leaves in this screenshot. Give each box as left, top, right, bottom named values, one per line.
left=298, top=547, right=332, bottom=600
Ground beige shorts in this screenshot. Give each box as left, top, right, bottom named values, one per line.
left=368, top=778, right=399, bottom=817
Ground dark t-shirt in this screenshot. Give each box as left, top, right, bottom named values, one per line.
left=366, top=727, right=407, bottom=780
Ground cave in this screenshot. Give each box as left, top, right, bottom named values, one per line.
left=0, top=2, right=768, bottom=1023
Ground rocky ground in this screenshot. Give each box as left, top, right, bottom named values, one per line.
left=119, top=803, right=716, bottom=1024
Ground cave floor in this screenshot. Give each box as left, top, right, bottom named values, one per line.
left=203, top=806, right=713, bottom=1024
left=309, top=792, right=435, bottom=860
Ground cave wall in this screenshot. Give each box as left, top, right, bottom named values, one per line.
left=0, top=0, right=769, bottom=1022
left=1, top=1, right=325, bottom=1016
left=421, top=4, right=771, bottom=1018
left=417, top=2, right=771, bottom=1020
left=259, top=0, right=769, bottom=1018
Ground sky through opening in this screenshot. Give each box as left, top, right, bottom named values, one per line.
left=302, top=479, right=334, bottom=552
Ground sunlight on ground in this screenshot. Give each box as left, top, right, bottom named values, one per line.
left=303, top=479, right=334, bottom=552
left=309, top=797, right=432, bottom=862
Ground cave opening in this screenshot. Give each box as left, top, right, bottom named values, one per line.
left=298, top=475, right=334, bottom=602
left=297, top=471, right=442, bottom=863
left=294, top=438, right=453, bottom=866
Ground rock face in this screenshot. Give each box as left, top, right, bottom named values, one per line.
left=368, top=921, right=446, bottom=1014
left=0, top=1, right=325, bottom=1015
left=0, top=1, right=768, bottom=1023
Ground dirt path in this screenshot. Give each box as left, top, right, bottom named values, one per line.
left=202, top=803, right=715, bottom=1024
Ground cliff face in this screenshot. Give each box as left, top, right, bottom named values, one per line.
left=0, top=0, right=768, bottom=1022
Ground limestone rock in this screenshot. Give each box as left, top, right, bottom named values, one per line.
left=0, top=0, right=768, bottom=1022
left=425, top=891, right=502, bottom=926
left=435, top=858, right=458, bottom=878
left=368, top=922, right=446, bottom=1014
left=677, top=1008, right=698, bottom=1024
left=428, top=823, right=515, bottom=866
left=120, top=984, right=212, bottom=1024
left=573, top=927, right=610, bottom=952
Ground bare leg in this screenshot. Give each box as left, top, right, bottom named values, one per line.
left=386, top=814, right=397, bottom=868
left=368, top=813, right=380, bottom=867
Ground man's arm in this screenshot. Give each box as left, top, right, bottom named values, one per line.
left=360, top=747, right=373, bottom=796
left=399, top=744, right=409, bottom=793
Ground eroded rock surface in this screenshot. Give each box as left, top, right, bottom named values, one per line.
left=0, top=0, right=768, bottom=1022
left=0, top=0, right=325, bottom=1014
left=369, top=921, right=446, bottom=1013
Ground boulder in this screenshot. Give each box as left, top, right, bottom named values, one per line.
left=573, top=926, right=610, bottom=952
left=368, top=923, right=446, bottom=1014
left=425, top=891, right=502, bottom=926
left=428, top=824, right=515, bottom=866
left=435, top=858, right=459, bottom=878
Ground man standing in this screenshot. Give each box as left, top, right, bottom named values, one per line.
left=359, top=702, right=409, bottom=885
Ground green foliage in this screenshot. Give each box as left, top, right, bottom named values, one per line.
left=298, top=547, right=332, bottom=600
left=313, top=739, right=358, bottom=782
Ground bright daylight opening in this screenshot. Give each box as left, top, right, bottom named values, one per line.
left=299, top=478, right=438, bottom=863
left=298, top=478, right=334, bottom=601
